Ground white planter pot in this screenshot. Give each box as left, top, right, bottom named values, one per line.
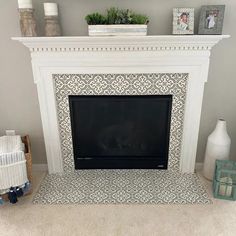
left=88, top=24, right=147, bottom=36
left=203, top=119, right=231, bottom=181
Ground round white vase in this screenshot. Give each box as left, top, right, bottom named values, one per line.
left=203, top=119, right=231, bottom=181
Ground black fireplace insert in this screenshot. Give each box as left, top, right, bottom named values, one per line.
left=69, top=95, right=172, bottom=169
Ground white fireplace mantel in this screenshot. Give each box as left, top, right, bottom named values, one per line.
left=12, top=35, right=230, bottom=174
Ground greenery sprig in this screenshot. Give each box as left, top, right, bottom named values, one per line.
left=85, top=13, right=107, bottom=25
left=85, top=7, right=149, bottom=25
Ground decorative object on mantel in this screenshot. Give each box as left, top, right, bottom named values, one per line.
left=203, top=119, right=231, bottom=181
left=0, top=135, right=32, bottom=204
left=198, top=5, right=225, bottom=35
left=85, top=7, right=149, bottom=36
left=17, top=0, right=37, bottom=37
left=44, top=3, right=61, bottom=37
left=172, top=8, right=194, bottom=35
left=213, top=160, right=236, bottom=201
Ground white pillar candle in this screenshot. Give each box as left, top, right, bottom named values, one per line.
left=44, top=3, right=58, bottom=16
left=18, top=0, right=33, bottom=9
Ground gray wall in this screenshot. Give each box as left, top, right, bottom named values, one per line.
left=0, top=0, right=235, bottom=164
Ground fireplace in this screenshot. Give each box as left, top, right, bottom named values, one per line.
left=13, top=35, right=229, bottom=173
left=69, top=95, right=172, bottom=169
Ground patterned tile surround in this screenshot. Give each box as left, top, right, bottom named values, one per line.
left=54, top=73, right=188, bottom=172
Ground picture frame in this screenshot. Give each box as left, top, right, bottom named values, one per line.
left=172, top=8, right=194, bottom=35
left=198, top=5, right=225, bottom=35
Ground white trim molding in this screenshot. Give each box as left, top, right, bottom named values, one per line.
left=12, top=35, right=230, bottom=174
left=13, top=35, right=229, bottom=52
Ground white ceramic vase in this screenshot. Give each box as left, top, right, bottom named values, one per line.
left=203, top=119, right=231, bottom=180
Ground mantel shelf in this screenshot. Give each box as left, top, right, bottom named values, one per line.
left=12, top=35, right=230, bottom=52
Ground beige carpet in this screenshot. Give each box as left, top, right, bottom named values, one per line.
left=1, top=171, right=236, bottom=236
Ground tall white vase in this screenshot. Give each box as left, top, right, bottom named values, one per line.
left=203, top=119, right=231, bottom=180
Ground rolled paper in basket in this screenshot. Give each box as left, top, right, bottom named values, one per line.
left=219, top=177, right=232, bottom=197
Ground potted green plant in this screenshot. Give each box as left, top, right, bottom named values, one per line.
left=85, top=7, right=149, bottom=36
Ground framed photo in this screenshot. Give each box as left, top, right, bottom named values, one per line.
left=198, top=5, right=225, bottom=35
left=173, top=8, right=194, bottom=35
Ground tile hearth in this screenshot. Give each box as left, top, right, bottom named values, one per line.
left=33, top=170, right=211, bottom=204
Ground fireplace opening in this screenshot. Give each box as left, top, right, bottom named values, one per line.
left=69, top=95, right=172, bottom=169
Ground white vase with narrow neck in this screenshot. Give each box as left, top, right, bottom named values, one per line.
left=203, top=119, right=231, bottom=180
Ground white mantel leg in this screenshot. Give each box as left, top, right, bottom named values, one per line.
left=180, top=61, right=210, bottom=173
left=33, top=66, right=63, bottom=173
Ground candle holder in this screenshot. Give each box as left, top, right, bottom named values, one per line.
left=213, top=160, right=236, bottom=201
left=44, top=15, right=61, bottom=37
left=18, top=8, right=37, bottom=37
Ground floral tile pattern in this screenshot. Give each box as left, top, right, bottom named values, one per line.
left=33, top=170, right=212, bottom=204
left=53, top=73, right=188, bottom=172
left=32, top=73, right=212, bottom=205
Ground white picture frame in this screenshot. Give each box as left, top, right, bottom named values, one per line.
left=173, top=8, right=194, bottom=35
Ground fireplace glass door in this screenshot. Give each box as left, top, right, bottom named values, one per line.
left=69, top=95, right=172, bottom=169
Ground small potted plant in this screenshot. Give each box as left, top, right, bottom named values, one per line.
left=85, top=7, right=149, bottom=36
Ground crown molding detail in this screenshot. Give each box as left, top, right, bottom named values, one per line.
left=12, top=35, right=230, bottom=52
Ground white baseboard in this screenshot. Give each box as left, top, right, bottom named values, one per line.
left=195, top=162, right=203, bottom=171
left=32, top=164, right=48, bottom=172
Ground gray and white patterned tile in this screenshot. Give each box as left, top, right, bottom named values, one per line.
left=32, top=73, right=211, bottom=205
left=33, top=170, right=212, bottom=204
left=53, top=73, right=188, bottom=172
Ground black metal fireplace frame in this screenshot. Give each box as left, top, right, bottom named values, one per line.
left=69, top=95, right=172, bottom=169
